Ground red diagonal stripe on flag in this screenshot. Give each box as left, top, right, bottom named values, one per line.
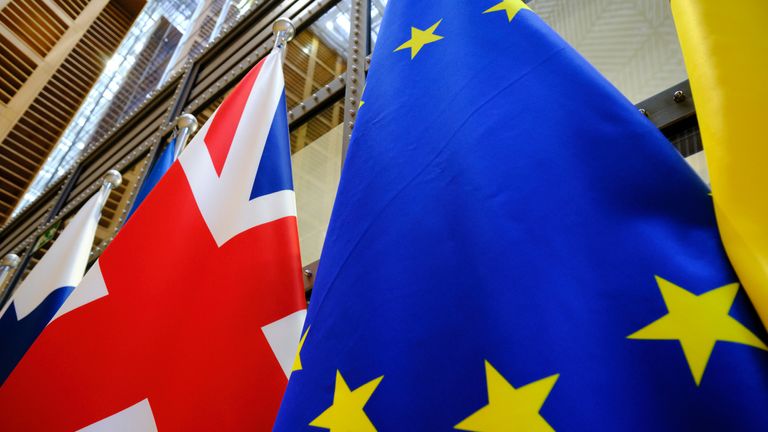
left=204, top=59, right=265, bottom=176
left=0, top=165, right=306, bottom=430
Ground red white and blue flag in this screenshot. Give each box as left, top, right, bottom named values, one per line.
left=0, top=185, right=110, bottom=386
left=0, top=51, right=307, bottom=430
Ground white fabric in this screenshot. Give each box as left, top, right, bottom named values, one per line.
left=179, top=51, right=296, bottom=247
left=0, top=187, right=109, bottom=320
left=261, top=309, right=307, bottom=378
left=78, top=399, right=157, bottom=432
left=51, top=260, right=108, bottom=323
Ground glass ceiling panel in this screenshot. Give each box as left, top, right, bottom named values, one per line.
left=13, top=0, right=199, bottom=216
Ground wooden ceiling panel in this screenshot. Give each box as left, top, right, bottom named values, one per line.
left=0, top=1, right=68, bottom=57
left=52, top=0, right=86, bottom=20
left=0, top=1, right=137, bottom=224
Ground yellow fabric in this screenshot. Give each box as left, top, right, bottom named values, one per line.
left=671, top=0, right=768, bottom=328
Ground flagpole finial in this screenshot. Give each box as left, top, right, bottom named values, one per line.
left=272, top=17, right=295, bottom=51
left=174, top=113, right=199, bottom=159
left=0, top=254, right=19, bottom=268
left=103, top=170, right=122, bottom=189
left=176, top=113, right=198, bottom=134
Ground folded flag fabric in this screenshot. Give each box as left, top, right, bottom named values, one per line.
left=0, top=185, right=110, bottom=385
left=275, top=1, right=768, bottom=430
left=125, top=137, right=176, bottom=221
left=670, top=0, right=768, bottom=329
left=0, top=51, right=307, bottom=430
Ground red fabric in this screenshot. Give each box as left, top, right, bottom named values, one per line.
left=0, top=164, right=306, bottom=430
left=205, top=59, right=264, bottom=176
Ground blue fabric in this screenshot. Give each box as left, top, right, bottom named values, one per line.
left=125, top=138, right=177, bottom=221
left=275, top=1, right=768, bottom=430
left=0, top=286, right=74, bottom=385
left=250, top=93, right=293, bottom=200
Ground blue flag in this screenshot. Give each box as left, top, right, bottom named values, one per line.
left=275, top=1, right=768, bottom=430
left=125, top=137, right=176, bottom=220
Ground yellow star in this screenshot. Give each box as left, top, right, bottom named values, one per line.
left=455, top=361, right=559, bottom=432
left=394, top=19, right=444, bottom=59
left=310, top=371, right=383, bottom=431
left=359, top=84, right=367, bottom=108
left=291, top=326, right=309, bottom=373
left=483, top=0, right=531, bottom=22
left=628, top=276, right=767, bottom=385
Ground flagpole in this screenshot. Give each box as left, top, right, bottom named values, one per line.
left=98, top=170, right=123, bottom=210
left=0, top=253, right=20, bottom=301
left=173, top=114, right=198, bottom=160
left=272, top=17, right=295, bottom=58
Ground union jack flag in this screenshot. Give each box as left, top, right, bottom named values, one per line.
left=0, top=51, right=307, bottom=430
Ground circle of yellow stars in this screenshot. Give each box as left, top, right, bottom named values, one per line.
left=289, top=1, right=768, bottom=430
left=296, top=278, right=767, bottom=431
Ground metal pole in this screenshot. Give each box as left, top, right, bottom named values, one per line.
left=272, top=17, right=296, bottom=60
left=0, top=254, right=20, bottom=302
left=173, top=114, right=199, bottom=160
left=98, top=170, right=123, bottom=209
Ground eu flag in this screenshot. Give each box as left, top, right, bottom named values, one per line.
left=275, top=1, right=768, bottom=430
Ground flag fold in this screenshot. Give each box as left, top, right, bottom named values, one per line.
left=275, top=1, right=768, bottom=430
left=671, top=0, right=768, bottom=329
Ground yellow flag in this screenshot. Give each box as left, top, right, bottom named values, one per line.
left=670, top=1, right=768, bottom=328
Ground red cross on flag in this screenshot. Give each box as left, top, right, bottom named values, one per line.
left=0, top=51, right=307, bottom=430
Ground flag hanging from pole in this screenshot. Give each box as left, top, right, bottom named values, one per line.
left=0, top=50, right=306, bottom=430
left=275, top=1, right=768, bottom=430
left=670, top=0, right=768, bottom=329
left=0, top=183, right=113, bottom=385
left=125, top=137, right=176, bottom=221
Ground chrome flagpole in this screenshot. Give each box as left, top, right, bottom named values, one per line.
left=98, top=170, right=123, bottom=209
left=173, top=113, right=199, bottom=160
left=0, top=253, right=20, bottom=301
left=272, top=17, right=295, bottom=58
